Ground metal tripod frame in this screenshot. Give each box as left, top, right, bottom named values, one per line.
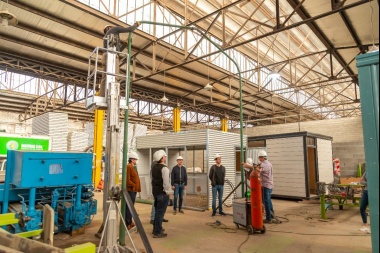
left=97, top=200, right=137, bottom=253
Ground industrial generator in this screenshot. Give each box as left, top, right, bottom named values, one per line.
left=0, top=150, right=97, bottom=234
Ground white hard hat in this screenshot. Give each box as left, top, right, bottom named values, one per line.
left=246, top=158, right=253, bottom=165
left=258, top=150, right=267, bottom=157
left=128, top=151, right=139, bottom=160
left=153, top=150, right=167, bottom=162
left=214, top=153, right=222, bottom=160
left=177, top=156, right=184, bottom=160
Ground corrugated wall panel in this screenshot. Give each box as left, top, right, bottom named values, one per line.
left=136, top=149, right=152, bottom=199
left=267, top=137, right=306, bottom=198
left=317, top=138, right=334, bottom=184
left=136, top=130, right=207, bottom=149
left=207, top=130, right=247, bottom=208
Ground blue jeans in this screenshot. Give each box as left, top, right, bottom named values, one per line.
left=150, top=199, right=155, bottom=221
left=211, top=185, right=224, bottom=213
left=262, top=187, right=274, bottom=221
left=173, top=184, right=185, bottom=211
left=125, top=191, right=137, bottom=226
left=153, top=193, right=169, bottom=234
left=360, top=190, right=369, bottom=224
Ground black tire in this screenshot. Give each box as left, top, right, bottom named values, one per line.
left=247, top=225, right=254, bottom=235
left=261, top=225, right=266, bottom=234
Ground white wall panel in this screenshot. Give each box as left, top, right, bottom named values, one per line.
left=267, top=137, right=306, bottom=198
left=136, top=130, right=207, bottom=149
left=317, top=138, right=334, bottom=184
left=208, top=130, right=247, bottom=208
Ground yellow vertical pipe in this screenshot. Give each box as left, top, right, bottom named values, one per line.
left=221, top=118, right=228, bottom=132
left=173, top=107, right=180, bottom=132
left=92, top=109, right=104, bottom=187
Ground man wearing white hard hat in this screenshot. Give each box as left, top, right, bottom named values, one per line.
left=151, top=150, right=171, bottom=238
left=209, top=153, right=226, bottom=216
left=171, top=156, right=188, bottom=215
left=125, top=151, right=141, bottom=230
left=258, top=150, right=274, bottom=223
left=243, top=150, right=274, bottom=223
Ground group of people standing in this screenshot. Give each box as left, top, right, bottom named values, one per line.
left=124, top=149, right=276, bottom=238
left=124, top=150, right=188, bottom=238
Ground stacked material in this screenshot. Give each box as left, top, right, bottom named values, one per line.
left=67, top=131, right=89, bottom=151
left=32, top=112, right=68, bottom=151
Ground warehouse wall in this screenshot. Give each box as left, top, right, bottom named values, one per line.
left=233, top=116, right=364, bottom=177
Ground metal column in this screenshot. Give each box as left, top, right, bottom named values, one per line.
left=173, top=107, right=181, bottom=132
left=103, top=47, right=121, bottom=251
left=356, top=50, right=379, bottom=253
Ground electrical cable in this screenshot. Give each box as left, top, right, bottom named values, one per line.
left=237, top=232, right=250, bottom=253
left=265, top=228, right=371, bottom=236
left=205, top=221, right=237, bottom=233
left=206, top=221, right=254, bottom=253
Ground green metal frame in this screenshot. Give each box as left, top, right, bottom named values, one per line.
left=119, top=21, right=245, bottom=244
left=0, top=213, right=18, bottom=226
left=65, top=242, right=96, bottom=253
left=319, top=194, right=361, bottom=220
left=0, top=213, right=43, bottom=238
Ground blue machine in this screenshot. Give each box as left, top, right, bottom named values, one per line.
left=0, top=150, right=97, bottom=233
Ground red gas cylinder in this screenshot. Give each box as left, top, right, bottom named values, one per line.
left=250, top=167, right=263, bottom=230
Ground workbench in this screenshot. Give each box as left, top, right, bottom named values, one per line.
left=319, top=183, right=363, bottom=220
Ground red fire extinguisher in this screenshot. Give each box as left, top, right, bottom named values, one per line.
left=249, top=166, right=265, bottom=234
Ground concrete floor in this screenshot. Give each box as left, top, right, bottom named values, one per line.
left=53, top=192, right=372, bottom=253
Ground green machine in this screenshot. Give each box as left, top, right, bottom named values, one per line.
left=356, top=49, right=379, bottom=253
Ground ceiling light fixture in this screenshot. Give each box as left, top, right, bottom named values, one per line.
left=160, top=70, right=169, bottom=103
left=0, top=1, right=18, bottom=27
left=204, top=83, right=213, bottom=90
left=204, top=60, right=213, bottom=90
left=268, top=47, right=281, bottom=80
left=160, top=94, right=169, bottom=103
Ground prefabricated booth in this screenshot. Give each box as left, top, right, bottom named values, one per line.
left=135, top=129, right=246, bottom=210
left=247, top=132, right=334, bottom=199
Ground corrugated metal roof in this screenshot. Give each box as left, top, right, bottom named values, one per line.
left=0, top=0, right=378, bottom=128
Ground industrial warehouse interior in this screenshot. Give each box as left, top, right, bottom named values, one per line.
left=0, top=0, right=378, bottom=252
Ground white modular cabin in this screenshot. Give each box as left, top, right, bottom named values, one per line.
left=247, top=132, right=334, bottom=199
left=135, top=129, right=247, bottom=209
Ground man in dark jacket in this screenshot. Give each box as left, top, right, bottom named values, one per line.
left=171, top=156, right=187, bottom=214
left=209, top=153, right=226, bottom=216
left=151, top=150, right=170, bottom=238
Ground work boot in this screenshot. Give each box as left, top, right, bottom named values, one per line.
left=163, top=218, right=169, bottom=222
left=211, top=212, right=216, bottom=217
left=219, top=212, right=226, bottom=216
left=179, top=210, right=184, bottom=214
left=152, top=228, right=165, bottom=234
left=153, top=232, right=167, bottom=238
left=173, top=210, right=177, bottom=215
left=263, top=219, right=272, bottom=224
